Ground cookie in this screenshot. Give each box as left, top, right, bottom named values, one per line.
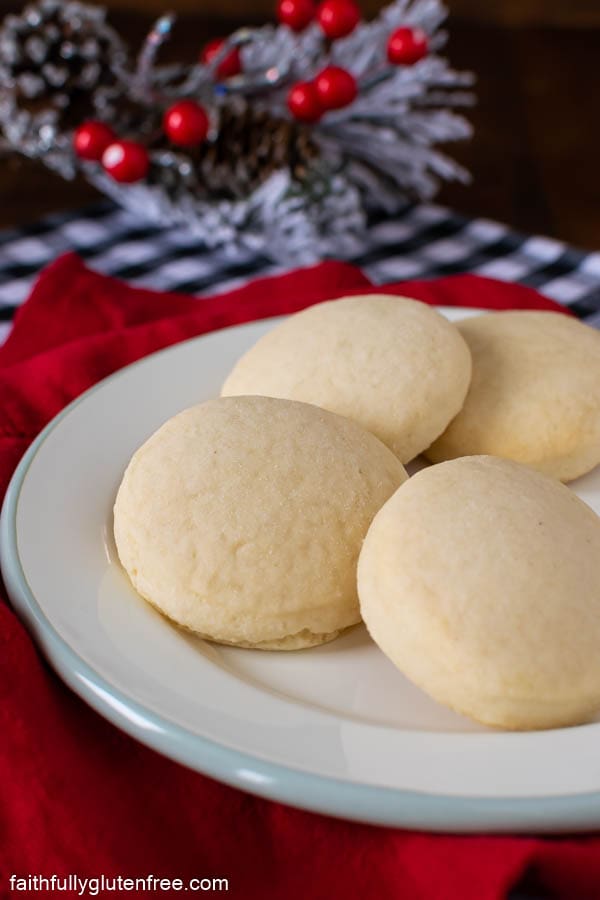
left=358, top=455, right=600, bottom=729
left=221, top=295, right=472, bottom=463
left=426, top=311, right=600, bottom=481
left=114, top=395, right=406, bottom=650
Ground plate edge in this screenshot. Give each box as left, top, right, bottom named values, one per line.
left=3, top=319, right=600, bottom=832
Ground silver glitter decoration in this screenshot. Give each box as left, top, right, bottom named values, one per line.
left=0, top=0, right=474, bottom=264
left=0, top=0, right=127, bottom=172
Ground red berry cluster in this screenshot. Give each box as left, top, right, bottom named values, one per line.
left=288, top=66, right=357, bottom=121
left=281, top=0, right=363, bottom=119
left=73, top=100, right=211, bottom=183
left=277, top=0, right=360, bottom=37
left=282, top=0, right=429, bottom=122
left=72, top=5, right=430, bottom=182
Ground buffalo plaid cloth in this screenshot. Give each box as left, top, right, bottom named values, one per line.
left=1, top=199, right=599, bottom=345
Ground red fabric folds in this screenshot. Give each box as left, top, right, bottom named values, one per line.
left=0, top=253, right=587, bottom=900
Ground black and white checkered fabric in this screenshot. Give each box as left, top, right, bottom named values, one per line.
left=1, top=199, right=600, bottom=345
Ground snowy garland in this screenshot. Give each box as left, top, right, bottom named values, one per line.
left=0, top=0, right=475, bottom=264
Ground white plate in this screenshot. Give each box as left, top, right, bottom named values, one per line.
left=3, top=307, right=600, bottom=833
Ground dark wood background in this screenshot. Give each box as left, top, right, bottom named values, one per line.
left=1, top=0, right=598, bottom=250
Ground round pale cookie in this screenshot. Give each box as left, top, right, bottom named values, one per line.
left=114, top=396, right=406, bottom=650
left=358, top=455, right=600, bottom=730
left=221, top=295, right=472, bottom=463
left=425, top=311, right=600, bottom=482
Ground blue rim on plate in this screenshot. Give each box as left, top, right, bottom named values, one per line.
left=2, top=345, right=600, bottom=834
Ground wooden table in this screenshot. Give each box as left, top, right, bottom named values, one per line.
left=1, top=11, right=598, bottom=251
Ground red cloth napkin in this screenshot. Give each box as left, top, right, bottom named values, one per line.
left=0, top=253, right=595, bottom=900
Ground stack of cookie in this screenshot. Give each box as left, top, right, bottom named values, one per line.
left=114, top=294, right=600, bottom=731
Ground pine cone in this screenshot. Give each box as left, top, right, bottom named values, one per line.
left=0, top=0, right=127, bottom=146
left=149, top=98, right=321, bottom=201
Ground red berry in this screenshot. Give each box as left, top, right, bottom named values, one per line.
left=287, top=81, right=322, bottom=122
left=387, top=27, right=428, bottom=65
left=163, top=100, right=210, bottom=147
left=200, top=37, right=242, bottom=80
left=102, top=141, right=149, bottom=183
left=73, top=120, right=115, bottom=161
left=277, top=0, right=315, bottom=31
left=316, top=0, right=360, bottom=39
left=314, top=65, right=357, bottom=110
